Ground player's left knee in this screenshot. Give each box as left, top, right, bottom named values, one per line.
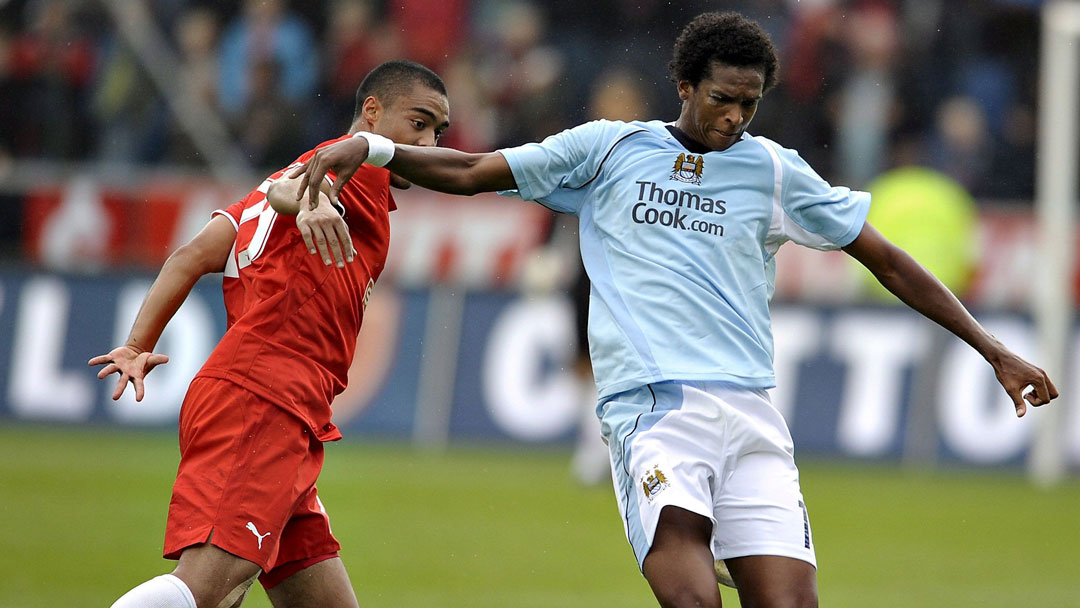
left=739, top=585, right=817, bottom=608
left=785, top=586, right=818, bottom=608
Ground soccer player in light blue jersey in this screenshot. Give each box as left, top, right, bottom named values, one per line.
left=283, top=12, right=1058, bottom=608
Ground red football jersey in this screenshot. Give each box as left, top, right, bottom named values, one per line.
left=195, top=135, right=396, bottom=441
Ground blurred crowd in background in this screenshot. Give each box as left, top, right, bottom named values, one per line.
left=0, top=0, right=1070, bottom=485
left=0, top=0, right=1044, bottom=197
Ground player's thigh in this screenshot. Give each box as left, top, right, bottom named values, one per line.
left=265, top=557, right=359, bottom=608
left=642, top=506, right=722, bottom=608
left=709, top=386, right=816, bottom=570
left=172, top=542, right=261, bottom=608
left=726, top=554, right=817, bottom=608
left=604, top=383, right=722, bottom=568
left=712, top=448, right=814, bottom=556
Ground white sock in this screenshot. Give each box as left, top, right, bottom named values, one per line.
left=111, top=574, right=197, bottom=608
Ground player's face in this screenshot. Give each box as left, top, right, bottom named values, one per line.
left=374, top=84, right=450, bottom=147
left=676, top=62, right=764, bottom=152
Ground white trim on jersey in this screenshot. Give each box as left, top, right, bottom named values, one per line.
left=754, top=136, right=835, bottom=257
left=219, top=198, right=281, bottom=274
left=315, top=494, right=333, bottom=534
left=761, top=137, right=787, bottom=260
left=223, top=242, right=240, bottom=278
left=239, top=200, right=267, bottom=225
left=211, top=208, right=239, bottom=232
left=244, top=205, right=278, bottom=267
left=255, top=177, right=274, bottom=194
left=211, top=209, right=241, bottom=278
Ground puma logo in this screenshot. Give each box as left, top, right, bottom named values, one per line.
left=245, top=521, right=271, bottom=549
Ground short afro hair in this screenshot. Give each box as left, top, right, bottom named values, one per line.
left=669, top=12, right=779, bottom=93
left=353, top=60, right=447, bottom=120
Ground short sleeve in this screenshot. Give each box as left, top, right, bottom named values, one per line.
left=759, top=137, right=870, bottom=251
left=212, top=200, right=246, bottom=231
left=498, top=120, right=637, bottom=215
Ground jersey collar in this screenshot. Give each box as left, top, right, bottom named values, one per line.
left=665, top=124, right=746, bottom=154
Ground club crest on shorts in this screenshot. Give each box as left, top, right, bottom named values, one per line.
left=640, top=464, right=670, bottom=502
left=670, top=153, right=704, bottom=185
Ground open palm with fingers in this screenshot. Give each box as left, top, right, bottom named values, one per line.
left=88, top=346, right=170, bottom=402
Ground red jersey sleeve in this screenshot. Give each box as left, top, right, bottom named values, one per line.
left=213, top=199, right=246, bottom=230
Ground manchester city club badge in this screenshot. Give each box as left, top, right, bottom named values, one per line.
left=670, top=153, right=704, bottom=185
left=640, top=464, right=671, bottom=502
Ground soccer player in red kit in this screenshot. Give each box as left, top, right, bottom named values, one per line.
left=89, top=60, right=449, bottom=608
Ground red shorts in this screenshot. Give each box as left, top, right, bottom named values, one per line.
left=164, top=377, right=341, bottom=582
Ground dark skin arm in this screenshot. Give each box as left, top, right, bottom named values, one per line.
left=843, top=222, right=1058, bottom=416
left=291, top=136, right=1059, bottom=416
left=289, top=136, right=516, bottom=208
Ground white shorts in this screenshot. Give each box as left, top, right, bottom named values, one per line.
left=600, top=380, right=815, bottom=570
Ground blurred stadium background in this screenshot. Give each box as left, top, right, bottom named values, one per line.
left=0, top=0, right=1077, bottom=606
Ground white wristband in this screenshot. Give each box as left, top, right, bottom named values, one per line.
left=351, top=131, right=396, bottom=167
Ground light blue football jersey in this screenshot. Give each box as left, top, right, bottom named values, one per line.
left=498, top=120, right=870, bottom=398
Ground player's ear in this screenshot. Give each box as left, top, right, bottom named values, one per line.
left=677, top=80, right=693, bottom=101
left=361, top=96, right=382, bottom=127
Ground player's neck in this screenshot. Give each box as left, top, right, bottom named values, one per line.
left=347, top=120, right=375, bottom=137
left=666, top=124, right=712, bottom=155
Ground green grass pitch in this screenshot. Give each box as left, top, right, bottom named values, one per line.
left=1, top=425, right=1078, bottom=607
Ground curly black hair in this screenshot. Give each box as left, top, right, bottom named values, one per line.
left=669, top=12, right=780, bottom=93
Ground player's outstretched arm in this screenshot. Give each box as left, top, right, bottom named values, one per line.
left=87, top=215, right=236, bottom=402
left=842, top=222, right=1058, bottom=416
left=290, top=135, right=516, bottom=210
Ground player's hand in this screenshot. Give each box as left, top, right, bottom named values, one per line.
left=289, top=136, right=370, bottom=211
left=88, top=345, right=169, bottom=402
left=296, top=197, right=355, bottom=267
left=987, top=348, right=1058, bottom=417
